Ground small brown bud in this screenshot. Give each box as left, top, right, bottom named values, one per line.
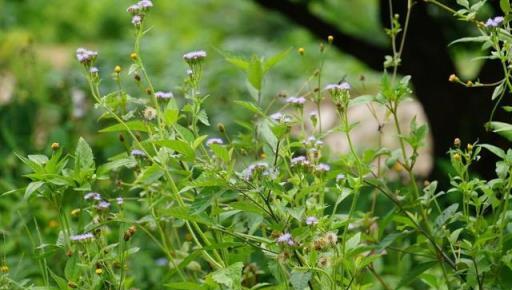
left=119, top=133, right=125, bottom=143
left=145, top=88, right=152, bottom=95
left=51, top=142, right=60, bottom=151
left=134, top=74, right=141, bottom=82
left=68, top=282, right=78, bottom=288
left=217, top=123, right=225, bottom=133
left=1, top=265, right=9, bottom=273
left=453, top=138, right=461, bottom=147
left=66, top=250, right=73, bottom=257
left=130, top=52, right=138, bottom=61
left=466, top=80, right=473, bottom=87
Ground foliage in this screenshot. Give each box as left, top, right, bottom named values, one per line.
left=1, top=0, right=512, bottom=289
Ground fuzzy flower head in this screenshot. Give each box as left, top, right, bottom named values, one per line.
left=143, top=107, right=157, bottom=120
left=306, top=216, right=318, bottom=226
left=89, top=67, right=99, bottom=74
left=84, top=192, right=101, bottom=201
left=324, top=232, right=338, bottom=246
left=206, top=138, right=223, bottom=147
left=116, top=197, right=124, bottom=205
left=97, top=201, right=111, bottom=211
left=76, top=48, right=98, bottom=65
left=270, top=112, right=293, bottom=125
left=183, top=50, right=207, bottom=64
left=291, top=156, right=310, bottom=167
left=243, top=162, right=269, bottom=180
left=325, top=82, right=351, bottom=97
left=286, top=96, right=306, bottom=106
left=138, top=0, right=153, bottom=10
left=131, top=149, right=146, bottom=157
left=485, top=16, right=505, bottom=28
left=127, top=4, right=141, bottom=14
left=315, top=163, right=330, bottom=173
left=155, top=91, right=174, bottom=100
left=277, top=232, right=295, bottom=246
left=70, top=233, right=94, bottom=243
left=336, top=173, right=345, bottom=182
left=132, top=15, right=143, bottom=26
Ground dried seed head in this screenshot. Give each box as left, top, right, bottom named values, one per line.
left=453, top=138, right=461, bottom=147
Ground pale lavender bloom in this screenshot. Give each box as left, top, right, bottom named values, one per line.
left=155, top=91, right=174, bottom=100
left=126, top=4, right=141, bottom=14
left=316, top=163, right=330, bottom=172
left=155, top=257, right=168, bottom=266
left=485, top=16, right=505, bottom=28
left=132, top=15, right=142, bottom=26
left=131, top=149, right=146, bottom=157
left=286, top=96, right=306, bottom=105
left=277, top=233, right=295, bottom=246
left=270, top=112, right=283, bottom=121
left=306, top=216, right=318, bottom=225
left=291, top=156, right=309, bottom=167
left=97, top=201, right=111, bottom=210
left=138, top=0, right=153, bottom=9
left=116, top=197, right=124, bottom=205
left=243, top=162, right=269, bottom=180
left=315, top=140, right=324, bottom=147
left=70, top=233, right=94, bottom=242
left=186, top=69, right=193, bottom=76
left=89, top=67, right=99, bottom=74
left=339, top=82, right=351, bottom=90
left=183, top=50, right=207, bottom=63
left=206, top=138, right=223, bottom=147
left=84, top=192, right=101, bottom=201
left=309, top=111, right=318, bottom=118
left=76, top=48, right=98, bottom=64
left=336, top=173, right=345, bottom=182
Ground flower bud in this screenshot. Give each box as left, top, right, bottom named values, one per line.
left=448, top=74, right=458, bottom=83
left=114, top=65, right=122, bottom=74
left=453, top=138, right=461, bottom=147
left=51, top=142, right=60, bottom=151
left=298, top=47, right=305, bottom=56
left=327, top=35, right=334, bottom=44
left=217, top=123, right=225, bottom=133
left=130, top=52, right=138, bottom=61
left=467, top=143, right=473, bottom=151
left=0, top=265, right=8, bottom=273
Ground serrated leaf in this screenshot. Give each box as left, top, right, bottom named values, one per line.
left=155, top=140, right=195, bottom=161
left=136, top=164, right=163, bottom=185
left=164, top=108, right=179, bottom=126
left=435, top=204, right=459, bottom=227
left=247, top=57, right=263, bottom=91
left=210, top=262, right=244, bottom=290
left=75, top=137, right=94, bottom=170
left=290, top=271, right=312, bottom=290
left=234, top=100, right=266, bottom=117
left=501, top=0, right=511, bottom=13
left=263, top=48, right=290, bottom=72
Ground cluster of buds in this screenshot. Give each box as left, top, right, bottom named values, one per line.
left=131, top=149, right=146, bottom=158
left=312, top=232, right=338, bottom=251
left=124, top=225, right=137, bottom=241
left=270, top=112, right=293, bottom=125
left=155, top=91, right=174, bottom=100
left=0, top=265, right=8, bottom=273
left=206, top=138, right=223, bottom=147
left=84, top=192, right=111, bottom=211
left=285, top=96, right=306, bottom=107
left=183, top=50, right=207, bottom=65
left=276, top=232, right=295, bottom=246
left=303, top=136, right=324, bottom=162
left=325, top=82, right=351, bottom=108
left=126, top=0, right=153, bottom=27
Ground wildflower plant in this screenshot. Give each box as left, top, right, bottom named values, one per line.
left=3, top=0, right=512, bottom=289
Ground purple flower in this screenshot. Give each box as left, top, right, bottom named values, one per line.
left=84, top=192, right=101, bottom=201
left=70, top=233, right=94, bottom=242
left=97, top=201, right=111, bottom=210
left=155, top=91, right=174, bottom=100
left=183, top=50, right=207, bottom=63
left=138, top=0, right=153, bottom=9
left=132, top=15, right=143, bottom=26
left=325, top=82, right=351, bottom=94
left=155, top=257, right=168, bottom=266
left=243, top=162, right=269, bottom=180
left=291, top=156, right=309, bottom=167
left=286, top=96, right=306, bottom=106
left=485, top=16, right=505, bottom=28
left=116, top=197, right=124, bottom=205
left=306, top=216, right=318, bottom=225
left=339, top=82, right=351, bottom=90
left=76, top=48, right=98, bottom=64
left=131, top=149, right=146, bottom=157
left=277, top=232, right=295, bottom=246
left=89, top=67, right=99, bottom=74
left=316, top=163, right=330, bottom=173
left=270, top=112, right=283, bottom=121
left=206, top=138, right=223, bottom=147
left=336, top=174, right=345, bottom=182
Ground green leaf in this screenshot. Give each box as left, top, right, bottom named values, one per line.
left=492, top=83, right=505, bottom=100
left=210, top=144, right=230, bottom=163
left=397, top=261, right=437, bottom=289
left=480, top=144, right=506, bottom=158
left=75, top=137, right=95, bottom=170
left=449, top=35, right=488, bottom=46
left=247, top=57, right=263, bottom=91
left=263, top=48, right=290, bottom=72
left=64, top=253, right=79, bottom=281
left=164, top=206, right=213, bottom=226
left=135, top=164, right=164, bottom=185
left=234, top=101, right=266, bottom=117
left=501, top=0, right=511, bottom=14
left=100, top=120, right=149, bottom=133
left=155, top=140, right=195, bottom=161
left=163, top=108, right=179, bottom=126
left=435, top=204, right=459, bottom=227
left=24, top=181, right=44, bottom=200
left=48, top=270, right=69, bottom=290
left=209, top=262, right=244, bottom=290
left=290, top=271, right=312, bottom=290
left=488, top=121, right=512, bottom=141
left=225, top=56, right=249, bottom=70
left=456, top=0, right=469, bottom=8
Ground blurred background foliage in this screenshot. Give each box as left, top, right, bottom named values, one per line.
left=0, top=0, right=386, bottom=287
